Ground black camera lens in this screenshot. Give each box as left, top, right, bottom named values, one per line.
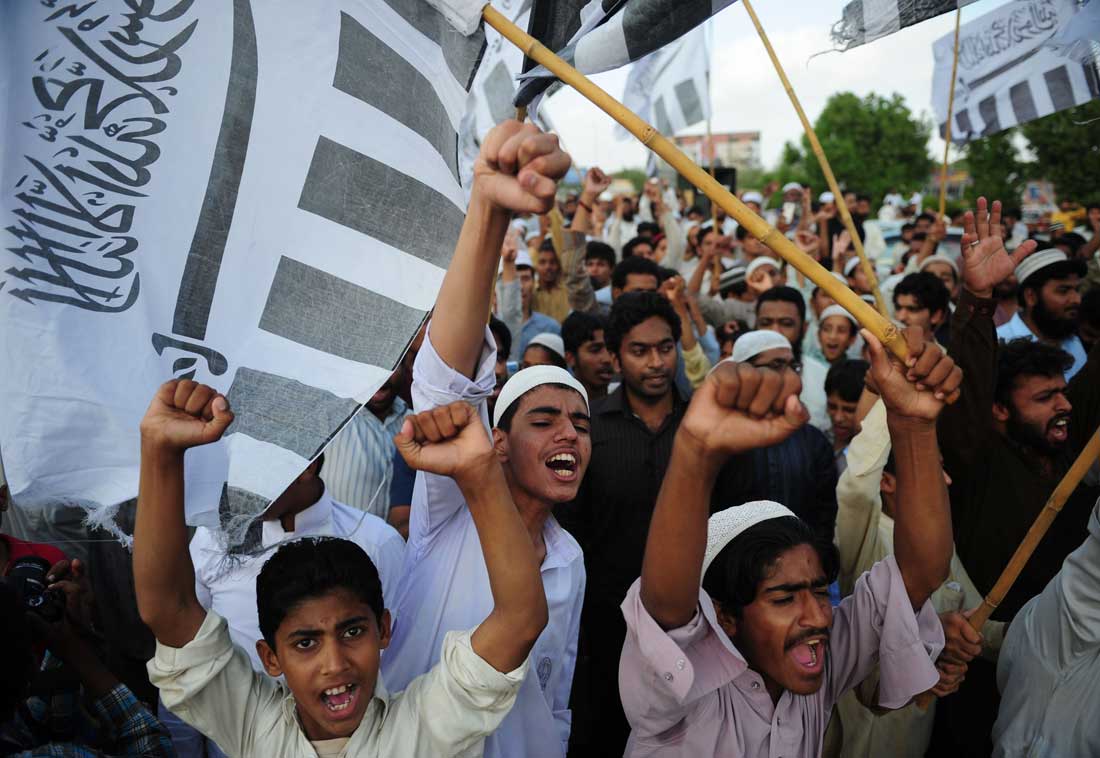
left=2, top=555, right=64, bottom=622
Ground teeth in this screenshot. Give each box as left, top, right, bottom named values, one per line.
left=547, top=453, right=576, bottom=464
left=324, top=684, right=351, bottom=696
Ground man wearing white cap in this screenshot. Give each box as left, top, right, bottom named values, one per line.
left=381, top=121, right=587, bottom=758
left=996, top=246, right=1087, bottom=380
left=498, top=235, right=560, bottom=362
left=745, top=256, right=784, bottom=298
left=522, top=332, right=567, bottom=370
left=816, top=304, right=858, bottom=365
left=619, top=321, right=962, bottom=757
left=844, top=255, right=872, bottom=297
left=919, top=253, right=961, bottom=301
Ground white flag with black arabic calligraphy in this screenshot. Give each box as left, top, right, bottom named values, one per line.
left=0, top=1, right=484, bottom=549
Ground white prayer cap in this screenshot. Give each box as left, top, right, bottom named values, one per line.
left=818, top=191, right=835, bottom=204
left=843, top=257, right=863, bottom=277
left=860, top=294, right=876, bottom=306
left=730, top=330, right=792, bottom=363
left=746, top=256, right=782, bottom=279
left=782, top=182, right=802, bottom=194
left=703, top=501, right=799, bottom=577
left=492, top=365, right=589, bottom=428
left=819, top=304, right=856, bottom=327
left=918, top=254, right=959, bottom=276
left=515, top=249, right=534, bottom=269
left=599, top=190, right=614, bottom=202
left=741, top=191, right=764, bottom=205
left=1013, top=249, right=1070, bottom=286
left=526, top=332, right=565, bottom=360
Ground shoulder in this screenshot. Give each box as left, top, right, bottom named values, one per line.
left=332, top=500, right=403, bottom=549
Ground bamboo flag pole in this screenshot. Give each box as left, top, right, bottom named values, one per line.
left=938, top=8, right=962, bottom=218
left=739, top=0, right=889, bottom=319
left=482, top=6, right=909, bottom=361
left=914, top=424, right=1100, bottom=709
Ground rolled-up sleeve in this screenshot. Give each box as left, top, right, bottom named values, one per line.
left=618, top=579, right=745, bottom=738
left=825, top=555, right=944, bottom=710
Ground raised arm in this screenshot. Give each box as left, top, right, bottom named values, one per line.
left=863, top=327, right=962, bottom=609
left=134, top=380, right=234, bottom=647
left=395, top=402, right=547, bottom=672
left=640, top=362, right=808, bottom=628
left=432, top=122, right=571, bottom=378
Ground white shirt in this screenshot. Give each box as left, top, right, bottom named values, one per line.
left=996, top=312, right=1087, bottom=380
left=323, top=398, right=410, bottom=518
left=800, top=354, right=831, bottom=434
left=993, top=500, right=1100, bottom=757
left=190, top=490, right=406, bottom=672
left=150, top=611, right=527, bottom=758
left=381, top=324, right=585, bottom=758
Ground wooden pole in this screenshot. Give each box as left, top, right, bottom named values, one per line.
left=483, top=6, right=908, bottom=361
left=739, top=0, right=889, bottom=318
left=915, top=425, right=1100, bottom=709
left=939, top=8, right=962, bottom=218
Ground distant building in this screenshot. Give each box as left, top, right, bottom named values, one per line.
left=673, top=131, right=762, bottom=172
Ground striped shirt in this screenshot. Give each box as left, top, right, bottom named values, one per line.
left=323, top=397, right=410, bottom=519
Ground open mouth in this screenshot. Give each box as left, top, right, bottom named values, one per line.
left=788, top=638, right=826, bottom=674
left=546, top=452, right=578, bottom=481
left=1049, top=416, right=1069, bottom=443
left=320, top=683, right=361, bottom=718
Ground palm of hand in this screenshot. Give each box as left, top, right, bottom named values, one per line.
left=961, top=236, right=1016, bottom=294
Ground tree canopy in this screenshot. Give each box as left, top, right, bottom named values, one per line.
left=961, top=130, right=1025, bottom=207
left=1019, top=100, right=1100, bottom=205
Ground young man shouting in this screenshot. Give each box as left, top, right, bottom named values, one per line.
left=620, top=323, right=962, bottom=756
left=134, top=382, right=547, bottom=757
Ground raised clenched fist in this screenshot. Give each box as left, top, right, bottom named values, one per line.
left=139, top=380, right=234, bottom=452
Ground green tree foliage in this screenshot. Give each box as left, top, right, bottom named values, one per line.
left=961, top=129, right=1025, bottom=205
left=1019, top=100, right=1100, bottom=204
left=802, top=92, right=933, bottom=202
left=614, top=168, right=649, bottom=192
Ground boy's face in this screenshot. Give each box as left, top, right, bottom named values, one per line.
left=827, top=392, right=859, bottom=446
left=257, top=589, right=391, bottom=741
left=818, top=316, right=855, bottom=363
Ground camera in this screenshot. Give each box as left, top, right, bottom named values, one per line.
left=2, top=555, right=64, bottom=622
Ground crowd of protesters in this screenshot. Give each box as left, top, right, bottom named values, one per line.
left=2, top=120, right=1099, bottom=758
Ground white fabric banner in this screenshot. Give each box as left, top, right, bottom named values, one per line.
left=932, top=0, right=1099, bottom=142
left=0, top=1, right=483, bottom=547
left=617, top=26, right=711, bottom=141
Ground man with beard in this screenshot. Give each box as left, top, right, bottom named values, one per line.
left=755, top=287, right=830, bottom=433
left=562, top=312, right=614, bottom=402
left=931, top=199, right=1100, bottom=757
left=557, top=291, right=755, bottom=757
left=997, top=247, right=1086, bottom=379
left=381, top=121, right=586, bottom=758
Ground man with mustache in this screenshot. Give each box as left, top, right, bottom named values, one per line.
left=931, top=199, right=1100, bottom=756
left=996, top=246, right=1086, bottom=380
left=619, top=316, right=961, bottom=757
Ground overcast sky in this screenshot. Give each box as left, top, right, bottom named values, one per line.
left=541, top=0, right=1008, bottom=175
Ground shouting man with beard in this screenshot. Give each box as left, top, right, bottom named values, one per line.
left=996, top=246, right=1086, bottom=380
left=930, top=198, right=1100, bottom=757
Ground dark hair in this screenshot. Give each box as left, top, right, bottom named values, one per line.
left=611, top=255, right=662, bottom=290
left=562, top=311, right=606, bottom=355
left=687, top=205, right=704, bottom=217
left=537, top=238, right=557, bottom=255
left=256, top=537, right=384, bottom=649
left=1017, top=258, right=1087, bottom=306
left=489, top=315, right=513, bottom=362
left=856, top=193, right=871, bottom=204
left=606, top=290, right=682, bottom=354
left=1003, top=207, right=1023, bottom=219
left=0, top=584, right=33, bottom=722
left=622, top=236, right=655, bottom=259
left=702, top=516, right=840, bottom=618
left=994, top=338, right=1074, bottom=408
left=1081, top=288, right=1100, bottom=328
left=637, top=221, right=661, bottom=238
left=755, top=286, right=806, bottom=326
left=735, top=224, right=753, bottom=241
left=825, top=359, right=869, bottom=403
left=495, top=382, right=583, bottom=432
left=917, top=212, right=936, bottom=224
left=893, top=272, right=949, bottom=317
left=585, top=240, right=616, bottom=268
left=658, top=266, right=679, bottom=283
left=1056, top=232, right=1086, bottom=256
left=901, top=222, right=915, bottom=234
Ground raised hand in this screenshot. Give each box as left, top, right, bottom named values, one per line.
left=501, top=225, right=520, bottom=265
left=960, top=197, right=1037, bottom=298
left=679, top=361, right=808, bottom=466
left=139, top=380, right=234, bottom=452
left=583, top=167, right=611, bottom=199
left=394, top=402, right=495, bottom=484
left=862, top=327, right=962, bottom=420
left=795, top=229, right=821, bottom=259
left=474, top=121, right=571, bottom=215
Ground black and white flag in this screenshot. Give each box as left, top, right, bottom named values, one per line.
left=616, top=24, right=711, bottom=140
left=0, top=1, right=484, bottom=547
left=514, top=0, right=737, bottom=114
left=932, top=0, right=1099, bottom=143
left=831, top=0, right=980, bottom=51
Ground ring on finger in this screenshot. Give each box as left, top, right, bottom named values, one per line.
left=968, top=240, right=980, bottom=248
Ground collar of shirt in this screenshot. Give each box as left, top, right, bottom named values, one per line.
left=597, top=384, right=689, bottom=420
left=541, top=514, right=582, bottom=573
left=261, top=489, right=335, bottom=548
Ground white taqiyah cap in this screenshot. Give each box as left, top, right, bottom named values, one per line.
left=703, top=501, right=798, bottom=577
left=492, top=365, right=589, bottom=428
left=741, top=191, right=764, bottom=205
left=918, top=254, right=959, bottom=276
left=782, top=182, right=802, bottom=193
left=1013, top=249, right=1068, bottom=286
left=746, top=256, right=782, bottom=279
left=730, top=330, right=792, bottom=363
left=843, top=257, right=863, bottom=277
left=818, top=191, right=835, bottom=204
left=526, top=332, right=565, bottom=359
left=819, top=304, right=857, bottom=326
left=514, top=248, right=534, bottom=269
left=860, top=294, right=876, bottom=306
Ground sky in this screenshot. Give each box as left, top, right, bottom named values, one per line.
left=541, top=0, right=1009, bottom=175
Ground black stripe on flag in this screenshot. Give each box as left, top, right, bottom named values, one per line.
left=898, top=0, right=956, bottom=29
left=654, top=96, right=672, bottom=135
left=224, top=367, right=360, bottom=459
left=620, top=1, right=712, bottom=63
left=484, top=60, right=519, bottom=125
left=955, top=109, right=973, bottom=140
left=259, top=255, right=425, bottom=368
left=1085, top=63, right=1100, bottom=99
left=298, top=136, right=464, bottom=269
left=172, top=0, right=256, bottom=340
left=1009, top=81, right=1038, bottom=126
left=334, top=13, right=459, bottom=181
left=978, top=97, right=1000, bottom=136
left=674, top=79, right=705, bottom=125
left=1044, top=66, right=1076, bottom=112
left=379, top=0, right=486, bottom=90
